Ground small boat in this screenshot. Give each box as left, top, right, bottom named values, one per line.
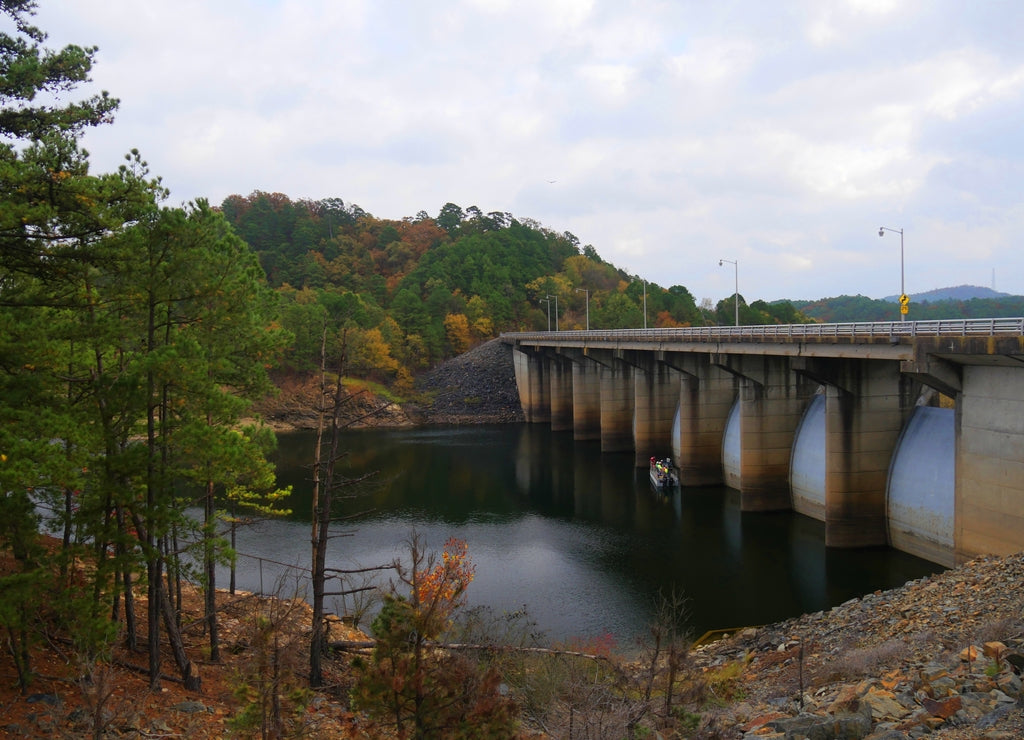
left=649, top=457, right=679, bottom=489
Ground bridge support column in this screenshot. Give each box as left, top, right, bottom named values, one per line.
left=717, top=355, right=813, bottom=511
left=597, top=352, right=635, bottom=453
left=956, top=365, right=1024, bottom=561
left=669, top=355, right=734, bottom=485
left=549, top=355, right=574, bottom=432
left=571, top=355, right=602, bottom=440
left=512, top=347, right=550, bottom=423
left=800, top=358, right=917, bottom=548
left=632, top=353, right=681, bottom=467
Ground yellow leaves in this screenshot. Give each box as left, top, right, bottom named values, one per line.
left=348, top=328, right=400, bottom=377
left=443, top=313, right=471, bottom=354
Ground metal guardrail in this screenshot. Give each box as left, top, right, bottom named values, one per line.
left=502, top=318, right=1024, bottom=343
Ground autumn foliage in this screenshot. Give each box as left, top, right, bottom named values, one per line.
left=413, top=536, right=475, bottom=634
left=216, top=191, right=761, bottom=395
left=350, top=535, right=516, bottom=738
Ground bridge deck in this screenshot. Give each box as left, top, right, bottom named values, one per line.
left=502, top=318, right=1024, bottom=362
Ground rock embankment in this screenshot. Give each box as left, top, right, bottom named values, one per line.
left=692, top=552, right=1024, bottom=738
left=412, top=338, right=524, bottom=424
left=258, top=338, right=523, bottom=430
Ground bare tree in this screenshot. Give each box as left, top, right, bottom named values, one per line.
left=309, top=325, right=389, bottom=687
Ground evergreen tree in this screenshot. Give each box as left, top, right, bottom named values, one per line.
left=0, top=3, right=289, bottom=692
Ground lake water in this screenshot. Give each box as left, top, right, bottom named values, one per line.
left=220, top=423, right=942, bottom=647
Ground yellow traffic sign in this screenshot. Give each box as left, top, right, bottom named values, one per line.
left=899, top=294, right=909, bottom=305
left=900, top=304, right=909, bottom=315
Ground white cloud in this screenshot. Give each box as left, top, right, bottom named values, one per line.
left=30, top=0, right=1024, bottom=301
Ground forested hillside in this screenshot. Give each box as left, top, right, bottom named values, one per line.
left=219, top=192, right=811, bottom=391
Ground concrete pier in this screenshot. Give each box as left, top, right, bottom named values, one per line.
left=631, top=352, right=680, bottom=467
left=957, top=365, right=1024, bottom=560
left=598, top=354, right=635, bottom=452
left=717, top=354, right=815, bottom=512
left=670, top=355, right=734, bottom=486
left=548, top=355, right=574, bottom=432
left=570, top=354, right=602, bottom=440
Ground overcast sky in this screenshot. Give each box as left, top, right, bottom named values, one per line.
left=36, top=1, right=1024, bottom=304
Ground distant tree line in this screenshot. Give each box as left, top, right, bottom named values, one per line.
left=792, top=294, right=1024, bottom=323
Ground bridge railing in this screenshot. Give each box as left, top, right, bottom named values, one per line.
left=502, top=318, right=1024, bottom=343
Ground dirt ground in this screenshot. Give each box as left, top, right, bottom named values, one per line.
left=0, top=547, right=369, bottom=739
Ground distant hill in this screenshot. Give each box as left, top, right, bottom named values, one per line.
left=882, top=285, right=1013, bottom=303
left=791, top=287, right=1024, bottom=323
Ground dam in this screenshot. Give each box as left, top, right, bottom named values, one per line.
left=502, top=319, right=1024, bottom=567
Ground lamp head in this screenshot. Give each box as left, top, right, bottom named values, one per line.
left=718, top=259, right=723, bottom=266
left=878, top=227, right=884, bottom=237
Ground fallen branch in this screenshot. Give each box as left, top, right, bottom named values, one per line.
left=328, top=638, right=616, bottom=664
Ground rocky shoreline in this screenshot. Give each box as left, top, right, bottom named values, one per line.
left=692, top=552, right=1024, bottom=738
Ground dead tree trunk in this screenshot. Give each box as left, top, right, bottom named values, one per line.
left=310, top=326, right=345, bottom=688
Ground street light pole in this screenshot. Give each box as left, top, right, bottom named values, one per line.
left=719, top=259, right=738, bottom=326
left=643, top=280, right=647, bottom=329
left=878, top=226, right=905, bottom=321
left=575, top=288, right=589, bottom=330
left=541, top=297, right=551, bottom=330
left=546, top=294, right=559, bottom=331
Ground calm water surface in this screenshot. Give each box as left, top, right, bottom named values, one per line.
left=223, top=424, right=941, bottom=646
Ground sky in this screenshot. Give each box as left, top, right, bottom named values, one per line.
left=33, top=1, right=1024, bottom=304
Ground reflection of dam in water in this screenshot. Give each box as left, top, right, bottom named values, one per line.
left=509, top=320, right=1024, bottom=567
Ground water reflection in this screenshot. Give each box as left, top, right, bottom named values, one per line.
left=231, top=423, right=942, bottom=645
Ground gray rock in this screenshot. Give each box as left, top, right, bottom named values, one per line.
left=976, top=703, right=1014, bottom=729
left=990, top=689, right=1016, bottom=704
left=768, top=710, right=872, bottom=740
left=25, top=693, right=60, bottom=706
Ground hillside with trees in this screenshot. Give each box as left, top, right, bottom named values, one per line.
left=219, top=191, right=813, bottom=395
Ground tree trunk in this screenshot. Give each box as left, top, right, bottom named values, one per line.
left=146, top=284, right=162, bottom=689
left=310, top=327, right=347, bottom=687
left=229, top=503, right=237, bottom=595
left=204, top=479, right=220, bottom=661
left=158, top=577, right=201, bottom=691
left=146, top=553, right=161, bottom=689
left=309, top=325, right=330, bottom=688
left=122, top=565, right=137, bottom=652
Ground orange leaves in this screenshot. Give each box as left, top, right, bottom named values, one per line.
left=655, top=310, right=683, bottom=328
left=413, top=537, right=475, bottom=631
